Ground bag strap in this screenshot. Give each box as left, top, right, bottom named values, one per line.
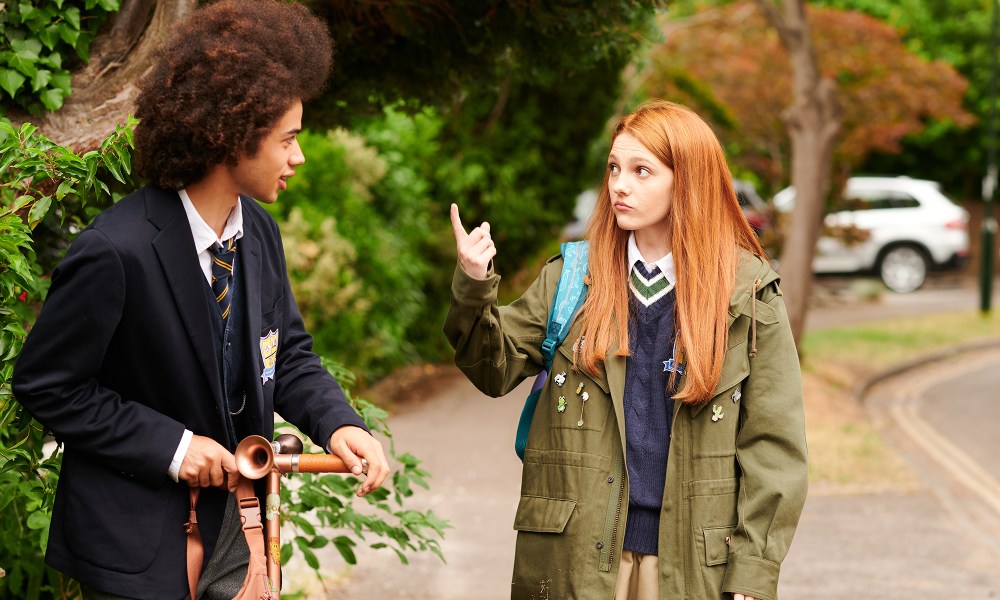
left=540, top=241, right=590, bottom=370
left=514, top=241, right=590, bottom=461
left=185, top=479, right=268, bottom=600
left=184, top=487, right=202, bottom=600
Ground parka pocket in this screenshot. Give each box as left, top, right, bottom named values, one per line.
left=702, top=525, right=734, bottom=566
left=513, top=496, right=577, bottom=533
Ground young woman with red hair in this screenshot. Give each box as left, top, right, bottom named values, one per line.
left=446, top=100, right=807, bottom=600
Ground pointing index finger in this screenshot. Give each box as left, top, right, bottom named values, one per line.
left=450, top=203, right=468, bottom=242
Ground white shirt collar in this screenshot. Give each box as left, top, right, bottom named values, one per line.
left=627, top=232, right=675, bottom=284
left=178, top=189, right=244, bottom=253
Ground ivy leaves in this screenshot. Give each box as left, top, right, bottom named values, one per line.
left=0, top=0, right=121, bottom=114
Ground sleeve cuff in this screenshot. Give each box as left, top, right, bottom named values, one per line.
left=451, top=262, right=500, bottom=307
left=721, top=553, right=781, bottom=600
left=167, top=429, right=194, bottom=483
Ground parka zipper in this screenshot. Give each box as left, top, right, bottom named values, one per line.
left=600, top=452, right=626, bottom=571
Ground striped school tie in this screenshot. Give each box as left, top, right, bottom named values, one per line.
left=629, top=261, right=674, bottom=307
left=210, top=237, right=236, bottom=320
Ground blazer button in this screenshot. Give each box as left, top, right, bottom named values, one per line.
left=607, top=476, right=614, bottom=484
left=596, top=541, right=604, bottom=550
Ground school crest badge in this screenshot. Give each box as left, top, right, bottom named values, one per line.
left=259, top=329, right=279, bottom=383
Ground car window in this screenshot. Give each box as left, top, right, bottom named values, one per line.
left=844, top=191, right=920, bottom=211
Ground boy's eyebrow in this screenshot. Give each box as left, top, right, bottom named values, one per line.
left=284, top=128, right=302, bottom=135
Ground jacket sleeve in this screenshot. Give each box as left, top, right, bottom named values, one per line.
left=12, top=229, right=185, bottom=487
left=268, top=218, right=368, bottom=449
left=722, top=283, right=809, bottom=600
left=443, top=259, right=560, bottom=397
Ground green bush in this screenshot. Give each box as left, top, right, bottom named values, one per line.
left=269, top=117, right=442, bottom=380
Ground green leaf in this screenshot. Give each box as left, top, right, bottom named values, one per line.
left=12, top=194, right=33, bottom=212
left=0, top=69, right=27, bottom=98
left=42, top=51, right=63, bottom=71
left=18, top=2, right=37, bottom=20
left=26, top=510, right=48, bottom=530
left=10, top=53, right=39, bottom=79
left=38, top=88, right=64, bottom=112
left=9, top=38, right=42, bottom=57
left=294, top=537, right=320, bottom=569
left=75, top=33, right=94, bottom=62
left=30, top=70, right=51, bottom=93
left=58, top=23, right=80, bottom=46
left=0, top=149, right=20, bottom=176
left=98, top=0, right=120, bottom=10
left=55, top=180, right=75, bottom=200
left=50, top=71, right=70, bottom=94
left=334, top=539, right=356, bottom=564
left=63, top=6, right=81, bottom=30
left=37, top=25, right=61, bottom=51
left=289, top=514, right=315, bottom=536
left=27, top=195, right=51, bottom=226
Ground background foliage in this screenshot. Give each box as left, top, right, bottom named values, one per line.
left=0, top=0, right=120, bottom=114
left=666, top=0, right=992, bottom=199
left=645, top=2, right=973, bottom=197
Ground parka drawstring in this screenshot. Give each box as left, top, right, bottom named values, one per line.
left=749, top=278, right=761, bottom=359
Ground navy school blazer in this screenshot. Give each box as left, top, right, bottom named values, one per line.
left=13, top=185, right=367, bottom=598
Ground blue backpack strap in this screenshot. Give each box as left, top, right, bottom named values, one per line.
left=515, top=241, right=589, bottom=461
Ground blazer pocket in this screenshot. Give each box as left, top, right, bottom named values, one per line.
left=63, top=462, right=168, bottom=573
left=513, top=496, right=577, bottom=533
left=261, top=293, right=285, bottom=328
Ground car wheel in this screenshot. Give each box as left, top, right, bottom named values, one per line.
left=878, top=245, right=929, bottom=293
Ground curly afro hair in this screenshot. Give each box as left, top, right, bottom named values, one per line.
left=134, top=0, right=333, bottom=190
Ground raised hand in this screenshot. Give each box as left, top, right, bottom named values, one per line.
left=450, top=203, right=496, bottom=279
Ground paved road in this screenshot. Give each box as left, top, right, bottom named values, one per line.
left=784, top=349, right=1000, bottom=598
left=299, top=277, right=1000, bottom=599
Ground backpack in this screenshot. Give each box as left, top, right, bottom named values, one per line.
left=514, top=241, right=589, bottom=461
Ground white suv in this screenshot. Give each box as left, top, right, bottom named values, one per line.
left=773, top=176, right=969, bottom=293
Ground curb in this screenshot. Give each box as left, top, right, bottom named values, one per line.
left=853, top=336, right=1000, bottom=403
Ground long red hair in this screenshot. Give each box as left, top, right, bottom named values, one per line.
left=577, top=100, right=764, bottom=403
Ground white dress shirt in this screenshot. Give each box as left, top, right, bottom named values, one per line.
left=627, top=232, right=675, bottom=284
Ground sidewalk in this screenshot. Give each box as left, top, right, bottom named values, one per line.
left=781, top=346, right=1000, bottom=598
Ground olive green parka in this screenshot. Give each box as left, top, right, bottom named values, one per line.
left=444, top=250, right=808, bottom=600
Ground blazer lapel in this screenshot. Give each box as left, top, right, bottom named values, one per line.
left=146, top=188, right=224, bottom=404
left=239, top=198, right=266, bottom=433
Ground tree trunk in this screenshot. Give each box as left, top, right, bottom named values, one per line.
left=754, top=0, right=841, bottom=345
left=8, top=0, right=197, bottom=151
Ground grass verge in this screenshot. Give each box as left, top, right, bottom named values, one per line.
left=800, top=310, right=1000, bottom=493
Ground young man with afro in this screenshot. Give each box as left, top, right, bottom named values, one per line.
left=12, top=1, right=389, bottom=598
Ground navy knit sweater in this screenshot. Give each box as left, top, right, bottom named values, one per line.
left=622, top=263, right=677, bottom=556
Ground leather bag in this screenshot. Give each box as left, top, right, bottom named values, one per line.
left=184, top=479, right=273, bottom=600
